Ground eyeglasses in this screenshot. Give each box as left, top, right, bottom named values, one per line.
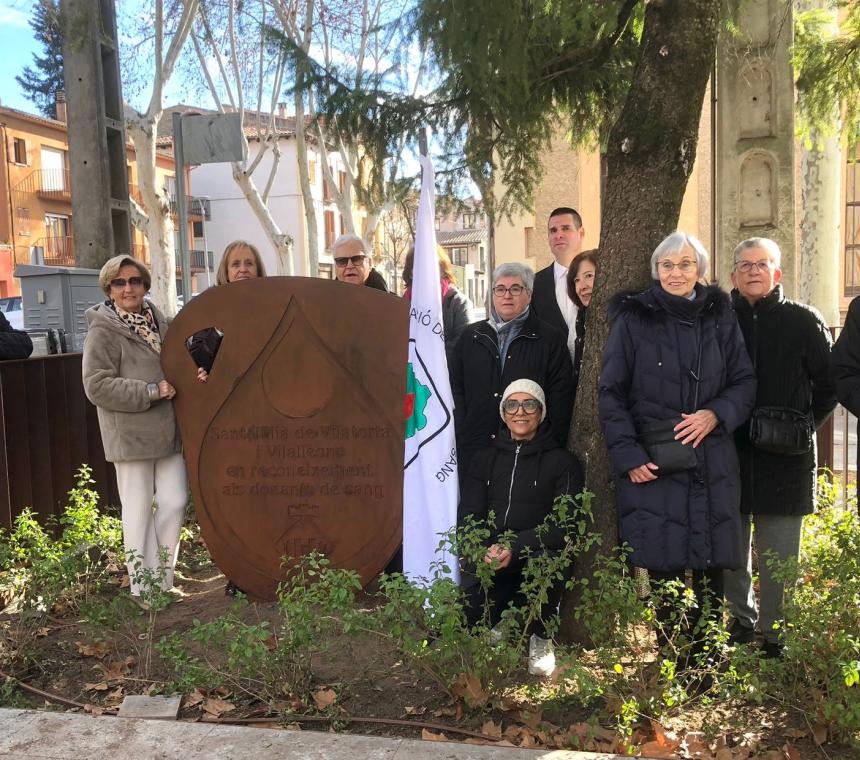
left=657, top=260, right=697, bottom=274
left=492, top=284, right=527, bottom=297
left=502, top=398, right=542, bottom=415
left=110, top=276, right=145, bottom=288
left=735, top=260, right=774, bottom=274
left=334, top=254, right=367, bottom=267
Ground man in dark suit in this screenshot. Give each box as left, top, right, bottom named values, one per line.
left=531, top=207, right=585, bottom=334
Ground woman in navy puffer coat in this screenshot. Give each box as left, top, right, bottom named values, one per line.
left=598, top=233, right=756, bottom=619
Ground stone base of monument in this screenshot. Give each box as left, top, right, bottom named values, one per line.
left=117, top=695, right=182, bottom=720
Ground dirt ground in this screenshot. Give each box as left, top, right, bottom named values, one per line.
left=1, top=553, right=856, bottom=759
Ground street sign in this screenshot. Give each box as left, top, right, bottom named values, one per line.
left=181, top=112, right=246, bottom=165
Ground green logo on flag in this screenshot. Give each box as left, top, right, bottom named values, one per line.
left=405, top=362, right=431, bottom=439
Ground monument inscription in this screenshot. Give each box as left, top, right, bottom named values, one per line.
left=162, top=277, right=408, bottom=599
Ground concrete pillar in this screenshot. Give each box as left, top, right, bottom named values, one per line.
left=715, top=0, right=797, bottom=293
left=797, top=2, right=842, bottom=324
left=60, top=0, right=131, bottom=269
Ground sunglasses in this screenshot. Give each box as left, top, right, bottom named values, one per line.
left=334, top=255, right=367, bottom=267
left=110, top=276, right=145, bottom=288
left=502, top=398, right=541, bottom=415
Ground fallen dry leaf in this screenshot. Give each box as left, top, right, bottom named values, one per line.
left=104, top=687, right=125, bottom=707
left=119, top=575, right=130, bottom=588
left=83, top=681, right=109, bottom=692
left=782, top=728, right=806, bottom=740
left=83, top=703, right=104, bottom=716
left=481, top=719, right=502, bottom=738
left=421, top=728, right=448, bottom=742
left=811, top=723, right=828, bottom=746
left=214, top=686, right=232, bottom=698
left=514, top=707, right=543, bottom=730
left=404, top=705, right=426, bottom=716
left=782, top=743, right=801, bottom=760
left=311, top=687, right=336, bottom=711
left=715, top=748, right=734, bottom=760
left=463, top=737, right=496, bottom=746
left=450, top=673, right=489, bottom=708
left=184, top=689, right=205, bottom=708
left=35, top=627, right=50, bottom=638
left=76, top=641, right=109, bottom=658
left=201, top=697, right=236, bottom=717
left=640, top=740, right=681, bottom=759
left=101, top=658, right=132, bottom=682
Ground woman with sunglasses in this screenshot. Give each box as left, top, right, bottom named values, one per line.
left=458, top=379, right=583, bottom=677
left=83, top=256, right=187, bottom=610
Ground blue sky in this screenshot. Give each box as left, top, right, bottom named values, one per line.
left=0, top=0, right=41, bottom=113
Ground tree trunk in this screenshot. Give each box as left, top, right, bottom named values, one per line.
left=295, top=92, right=319, bottom=276
left=231, top=163, right=294, bottom=275
left=560, top=0, right=721, bottom=644
left=126, top=115, right=178, bottom=318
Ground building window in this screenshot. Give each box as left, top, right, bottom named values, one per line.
left=16, top=207, right=30, bottom=236
left=13, top=138, right=27, bottom=165
left=462, top=212, right=475, bottom=229
left=319, top=263, right=333, bottom=280
left=845, top=145, right=860, bottom=297
left=478, top=245, right=486, bottom=271
left=308, top=158, right=316, bottom=184
left=452, top=247, right=468, bottom=266
left=40, top=146, right=66, bottom=190
left=434, top=217, right=440, bottom=231
left=323, top=174, right=333, bottom=202
left=325, top=210, right=336, bottom=249
left=339, top=170, right=347, bottom=192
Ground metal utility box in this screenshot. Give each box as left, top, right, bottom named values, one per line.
left=14, top=264, right=103, bottom=352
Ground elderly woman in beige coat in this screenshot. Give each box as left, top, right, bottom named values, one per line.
left=82, top=255, right=187, bottom=609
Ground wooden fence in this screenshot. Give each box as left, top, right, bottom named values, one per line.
left=0, top=353, right=118, bottom=530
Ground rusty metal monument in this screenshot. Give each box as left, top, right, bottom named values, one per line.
left=162, top=278, right=408, bottom=600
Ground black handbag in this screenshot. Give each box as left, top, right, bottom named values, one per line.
left=636, top=417, right=697, bottom=474
left=749, top=406, right=813, bottom=455
left=635, top=333, right=702, bottom=476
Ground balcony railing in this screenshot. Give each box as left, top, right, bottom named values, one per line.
left=127, top=187, right=211, bottom=221
left=175, top=250, right=214, bottom=274
left=14, top=169, right=71, bottom=201
left=37, top=236, right=75, bottom=266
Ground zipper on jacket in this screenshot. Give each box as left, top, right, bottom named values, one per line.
left=750, top=310, right=757, bottom=501
left=503, top=442, right=523, bottom=526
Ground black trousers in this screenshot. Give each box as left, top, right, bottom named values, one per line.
left=649, top=568, right=724, bottom=649
left=460, top=565, right=565, bottom=639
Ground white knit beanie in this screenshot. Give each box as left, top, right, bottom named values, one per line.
left=499, top=378, right=547, bottom=423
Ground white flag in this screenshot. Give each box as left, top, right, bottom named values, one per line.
left=403, top=154, right=460, bottom=583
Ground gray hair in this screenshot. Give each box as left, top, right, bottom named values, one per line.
left=332, top=233, right=371, bottom=260
left=732, top=237, right=782, bottom=269
left=650, top=231, right=709, bottom=279
left=492, top=262, right=535, bottom=291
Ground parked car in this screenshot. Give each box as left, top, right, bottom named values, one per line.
left=0, top=296, right=23, bottom=330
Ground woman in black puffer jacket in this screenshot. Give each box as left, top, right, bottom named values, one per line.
left=458, top=379, right=583, bottom=675
left=599, top=232, right=756, bottom=640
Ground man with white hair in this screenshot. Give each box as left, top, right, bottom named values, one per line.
left=332, top=234, right=389, bottom=291
left=726, top=237, right=836, bottom=658
left=450, top=262, right=574, bottom=478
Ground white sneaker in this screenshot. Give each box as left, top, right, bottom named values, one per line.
left=528, top=634, right=555, bottom=676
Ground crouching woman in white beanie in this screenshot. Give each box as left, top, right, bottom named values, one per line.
left=457, top=379, right=583, bottom=676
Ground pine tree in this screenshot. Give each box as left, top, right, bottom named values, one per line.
left=15, top=0, right=65, bottom=119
